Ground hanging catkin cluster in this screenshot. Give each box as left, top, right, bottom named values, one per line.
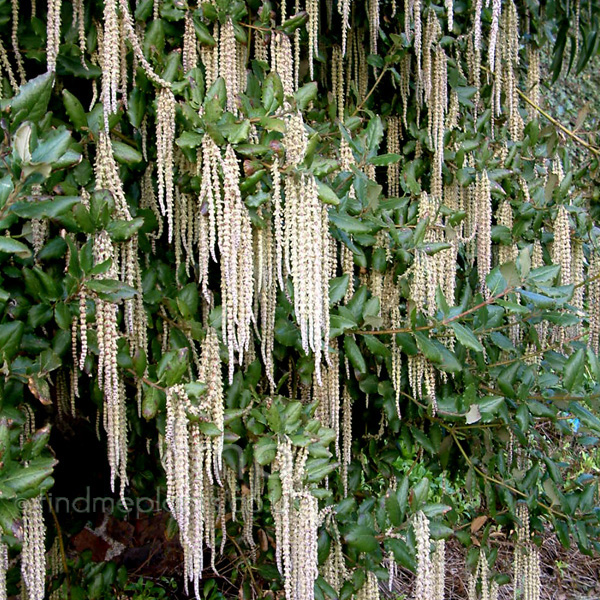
left=100, top=0, right=121, bottom=124
left=307, top=0, right=319, bottom=80
left=588, top=251, right=600, bottom=354
left=414, top=510, right=433, bottom=599
left=198, top=328, right=225, bottom=481
left=46, top=0, right=63, bottom=73
left=0, top=542, right=6, bottom=600
left=321, top=522, right=350, bottom=593
left=512, top=504, right=540, bottom=600
left=551, top=204, right=572, bottom=346
left=341, top=384, right=352, bottom=496
left=387, top=116, right=401, bottom=197
left=497, top=0, right=523, bottom=141
left=332, top=46, right=345, bottom=121
left=219, top=144, right=254, bottom=383
left=93, top=230, right=128, bottom=498
left=475, top=172, right=492, bottom=297
left=156, top=87, right=176, bottom=243
left=20, top=410, right=46, bottom=600
left=314, top=347, right=341, bottom=456
left=338, top=0, right=352, bottom=55
left=272, top=32, right=295, bottom=99
left=356, top=571, right=380, bottom=600
left=467, top=550, right=499, bottom=600
left=21, top=497, right=46, bottom=600
left=92, top=132, right=147, bottom=498
left=164, top=376, right=224, bottom=599
left=411, top=193, right=457, bottom=318
left=284, top=172, right=331, bottom=383
left=432, top=539, right=446, bottom=600
left=429, top=47, right=448, bottom=201
left=219, top=19, right=239, bottom=113
left=272, top=438, right=320, bottom=600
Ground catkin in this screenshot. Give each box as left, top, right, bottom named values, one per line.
left=219, top=145, right=254, bottom=383
left=476, top=172, right=492, bottom=297
left=0, top=542, right=7, bottom=600
left=284, top=172, right=330, bottom=383
left=21, top=497, right=46, bottom=600
left=47, top=0, right=63, bottom=73
left=588, top=251, right=600, bottom=354
left=414, top=511, right=433, bottom=599
left=156, top=87, right=176, bottom=243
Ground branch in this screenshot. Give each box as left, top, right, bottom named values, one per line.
left=353, top=287, right=514, bottom=336
left=516, top=88, right=600, bottom=157
left=351, top=67, right=389, bottom=117
left=447, top=428, right=568, bottom=520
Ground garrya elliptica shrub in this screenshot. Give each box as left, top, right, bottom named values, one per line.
left=0, top=0, right=597, bottom=598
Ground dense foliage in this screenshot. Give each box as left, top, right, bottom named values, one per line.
left=0, top=0, right=598, bottom=598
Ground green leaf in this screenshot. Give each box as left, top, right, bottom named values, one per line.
left=0, top=236, right=31, bottom=259
left=128, top=88, right=147, bottom=129
left=11, top=196, right=79, bottom=220
left=329, top=213, right=374, bottom=234
left=369, top=153, right=402, bottom=166
left=193, top=18, right=217, bottom=46
left=450, top=322, right=484, bottom=353
left=198, top=421, right=222, bottom=436
left=329, top=275, right=349, bottom=305
left=329, top=314, right=357, bottom=338
left=142, top=388, right=160, bottom=420
left=570, top=402, right=600, bottom=433
left=519, top=289, right=556, bottom=309
left=344, top=337, right=367, bottom=373
left=177, top=283, right=199, bottom=319
left=294, top=82, right=318, bottom=110
left=526, top=265, right=560, bottom=286
left=364, top=116, right=383, bottom=157
left=486, top=266, right=509, bottom=295
left=306, top=458, right=338, bottom=482
left=414, top=332, right=442, bottom=363
left=3, top=456, right=56, bottom=494
left=106, top=217, right=145, bottom=242
left=345, top=525, right=379, bottom=553
left=386, top=538, right=416, bottom=571
left=85, top=280, right=138, bottom=302
left=176, top=131, right=204, bottom=150
left=0, top=321, right=24, bottom=358
left=281, top=11, right=309, bottom=34
left=316, top=180, right=340, bottom=206
left=0, top=500, right=21, bottom=537
left=112, top=141, right=143, bottom=166
left=563, top=348, right=585, bottom=392
left=275, top=318, right=300, bottom=346
left=254, top=437, right=277, bottom=465
left=363, top=334, right=391, bottom=358
left=262, top=72, right=283, bottom=112
left=62, top=89, right=88, bottom=130
left=9, top=71, right=54, bottom=129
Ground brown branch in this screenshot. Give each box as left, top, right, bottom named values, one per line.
left=353, top=287, right=515, bottom=336
left=447, top=428, right=568, bottom=520
left=351, top=67, right=389, bottom=117
left=45, top=492, right=71, bottom=596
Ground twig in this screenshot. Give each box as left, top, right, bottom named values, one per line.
left=353, top=287, right=514, bottom=336
left=516, top=88, right=600, bottom=157
left=352, top=67, right=389, bottom=117
left=45, top=492, right=71, bottom=597
left=125, top=368, right=166, bottom=391
left=227, top=534, right=259, bottom=591
left=447, top=428, right=568, bottom=520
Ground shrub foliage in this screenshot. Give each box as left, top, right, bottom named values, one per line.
left=0, top=0, right=598, bottom=597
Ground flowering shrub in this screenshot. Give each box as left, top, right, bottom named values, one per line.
left=0, top=0, right=598, bottom=598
